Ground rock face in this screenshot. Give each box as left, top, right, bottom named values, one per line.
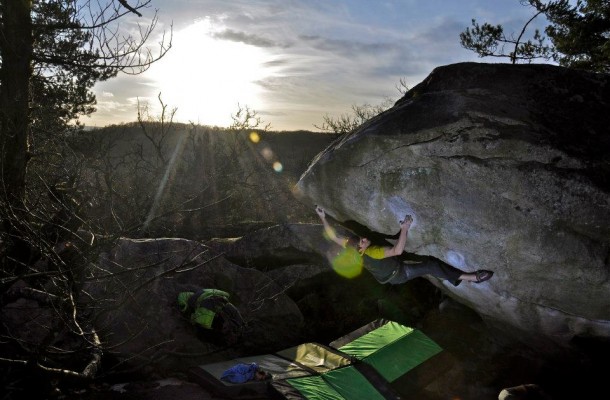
left=85, top=238, right=305, bottom=374
left=6, top=228, right=607, bottom=399
left=295, top=62, right=610, bottom=343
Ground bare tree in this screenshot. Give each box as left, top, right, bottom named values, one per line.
left=314, top=78, right=408, bottom=134
left=0, top=1, right=173, bottom=396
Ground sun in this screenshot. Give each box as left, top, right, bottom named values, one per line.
left=145, top=18, right=272, bottom=127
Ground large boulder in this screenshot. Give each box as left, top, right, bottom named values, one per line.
left=85, top=237, right=304, bottom=374
left=206, top=223, right=357, bottom=268
left=295, top=62, right=610, bottom=343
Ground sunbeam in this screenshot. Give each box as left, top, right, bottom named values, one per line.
left=143, top=133, right=187, bottom=229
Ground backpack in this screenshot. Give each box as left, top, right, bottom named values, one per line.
left=181, top=289, right=245, bottom=345
left=217, top=302, right=246, bottom=345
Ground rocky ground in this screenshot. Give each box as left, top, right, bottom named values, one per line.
left=62, top=279, right=607, bottom=400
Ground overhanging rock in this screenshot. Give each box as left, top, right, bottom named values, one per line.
left=295, top=62, right=610, bottom=343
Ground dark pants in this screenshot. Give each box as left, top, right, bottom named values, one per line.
left=389, top=258, right=463, bottom=286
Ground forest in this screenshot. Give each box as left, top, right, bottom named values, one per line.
left=1, top=0, right=608, bottom=398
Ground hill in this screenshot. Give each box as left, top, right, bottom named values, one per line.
left=68, top=122, right=338, bottom=239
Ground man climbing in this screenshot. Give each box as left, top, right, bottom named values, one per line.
left=315, top=206, right=493, bottom=286
left=177, top=288, right=246, bottom=346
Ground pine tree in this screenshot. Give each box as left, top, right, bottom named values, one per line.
left=460, top=0, right=610, bottom=73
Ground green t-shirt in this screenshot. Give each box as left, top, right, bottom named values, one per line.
left=328, top=239, right=392, bottom=280
left=363, top=245, right=386, bottom=259
left=362, top=245, right=401, bottom=284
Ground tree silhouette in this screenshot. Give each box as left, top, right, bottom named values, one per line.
left=314, top=78, right=408, bottom=134
left=460, top=1, right=552, bottom=64
left=0, top=1, right=171, bottom=396
left=460, top=0, right=609, bottom=72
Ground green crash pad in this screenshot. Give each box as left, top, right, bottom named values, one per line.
left=336, top=321, right=442, bottom=382
left=286, top=366, right=386, bottom=400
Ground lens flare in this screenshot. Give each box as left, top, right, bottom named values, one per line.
left=273, top=161, right=283, bottom=173
left=260, top=147, right=273, bottom=161
left=249, top=132, right=260, bottom=143
left=330, top=247, right=363, bottom=279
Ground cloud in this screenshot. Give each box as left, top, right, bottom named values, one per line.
left=212, top=29, right=289, bottom=48
left=263, top=59, right=291, bottom=68
left=299, top=35, right=398, bottom=56
left=89, top=0, right=551, bottom=131
left=84, top=74, right=160, bottom=126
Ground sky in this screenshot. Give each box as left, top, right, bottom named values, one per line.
left=84, top=0, right=551, bottom=131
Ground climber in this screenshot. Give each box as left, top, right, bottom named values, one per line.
left=315, top=206, right=493, bottom=286
left=177, top=288, right=246, bottom=346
